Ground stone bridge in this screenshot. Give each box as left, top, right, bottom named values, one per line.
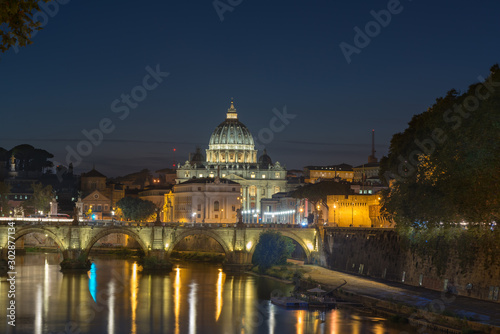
left=0, top=220, right=322, bottom=270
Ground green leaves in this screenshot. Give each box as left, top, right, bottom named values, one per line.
left=116, top=197, right=156, bottom=222
left=381, top=65, right=500, bottom=228
left=22, top=182, right=53, bottom=214
left=252, top=231, right=295, bottom=273
left=0, top=0, right=50, bottom=53
left=292, top=181, right=352, bottom=207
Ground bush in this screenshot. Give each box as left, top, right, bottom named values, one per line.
left=252, top=231, right=295, bottom=273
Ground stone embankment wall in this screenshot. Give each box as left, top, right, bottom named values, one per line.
left=322, top=228, right=500, bottom=302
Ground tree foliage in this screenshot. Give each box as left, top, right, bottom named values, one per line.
left=0, top=0, right=50, bottom=53
left=380, top=64, right=500, bottom=228
left=252, top=231, right=295, bottom=273
left=0, top=181, right=11, bottom=216
left=23, top=182, right=53, bottom=214
left=291, top=180, right=352, bottom=213
left=117, top=197, right=157, bottom=222
left=10, top=144, right=54, bottom=172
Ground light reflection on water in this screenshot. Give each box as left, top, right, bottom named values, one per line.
left=0, top=253, right=420, bottom=333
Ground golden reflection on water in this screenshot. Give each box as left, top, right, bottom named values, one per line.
left=215, top=268, right=225, bottom=321
left=174, top=266, right=181, bottom=334
left=6, top=254, right=415, bottom=334
left=130, top=262, right=138, bottom=334
left=296, top=309, right=305, bottom=334
left=330, top=309, right=338, bottom=333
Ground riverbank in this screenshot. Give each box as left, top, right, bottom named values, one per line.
left=281, top=262, right=500, bottom=334
left=170, top=250, right=224, bottom=263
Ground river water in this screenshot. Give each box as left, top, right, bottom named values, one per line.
left=1, top=253, right=420, bottom=333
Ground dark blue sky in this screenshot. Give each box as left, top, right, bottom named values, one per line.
left=2, top=0, right=499, bottom=176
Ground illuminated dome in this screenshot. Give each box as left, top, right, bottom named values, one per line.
left=206, top=101, right=257, bottom=165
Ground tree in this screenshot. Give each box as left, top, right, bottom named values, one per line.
left=380, top=64, right=500, bottom=229
left=116, top=197, right=157, bottom=222
left=0, top=182, right=11, bottom=216
left=23, top=182, right=53, bottom=214
left=292, top=181, right=352, bottom=221
left=252, top=231, right=295, bottom=273
left=0, top=0, right=52, bottom=53
left=10, top=144, right=53, bottom=172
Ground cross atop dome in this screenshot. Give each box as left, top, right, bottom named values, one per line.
left=227, top=99, right=238, bottom=119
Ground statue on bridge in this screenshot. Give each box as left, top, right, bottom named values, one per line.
left=236, top=208, right=244, bottom=226
left=154, top=207, right=162, bottom=226
left=72, top=206, right=79, bottom=225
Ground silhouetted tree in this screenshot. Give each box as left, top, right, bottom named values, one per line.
left=117, top=197, right=156, bottom=222
left=0, top=0, right=51, bottom=53
left=252, top=231, right=295, bottom=273
left=22, top=182, right=53, bottom=214
left=380, top=64, right=500, bottom=228
left=0, top=182, right=11, bottom=216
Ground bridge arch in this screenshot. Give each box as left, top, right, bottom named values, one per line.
left=3, top=227, right=67, bottom=259
left=166, top=229, right=231, bottom=257
left=83, top=227, right=149, bottom=259
left=248, top=230, right=312, bottom=263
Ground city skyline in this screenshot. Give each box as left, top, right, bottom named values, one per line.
left=2, top=1, right=500, bottom=177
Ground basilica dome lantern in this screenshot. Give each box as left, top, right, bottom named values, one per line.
left=206, top=101, right=257, bottom=165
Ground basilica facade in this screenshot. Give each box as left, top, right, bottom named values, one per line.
left=176, top=101, right=287, bottom=223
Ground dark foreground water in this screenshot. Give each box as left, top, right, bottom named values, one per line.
left=1, top=253, right=421, bottom=333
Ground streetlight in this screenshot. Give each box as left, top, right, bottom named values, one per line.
left=192, top=212, right=196, bottom=223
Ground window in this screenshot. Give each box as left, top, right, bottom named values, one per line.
left=215, top=214, right=218, bottom=219
left=275, top=172, right=280, bottom=178
left=198, top=187, right=202, bottom=191
left=199, top=174, right=203, bottom=178
left=232, top=187, right=236, bottom=191
left=198, top=204, right=201, bottom=211
left=274, top=186, right=280, bottom=194
left=185, top=172, right=190, bottom=178
left=214, top=201, right=220, bottom=211
left=222, top=174, right=226, bottom=177
left=97, top=205, right=102, bottom=211
left=232, top=205, right=236, bottom=212
left=262, top=188, right=266, bottom=196
left=262, top=174, right=266, bottom=178
left=105, top=205, right=108, bottom=211
left=251, top=173, right=255, bottom=178
left=197, top=214, right=201, bottom=218
left=249, top=186, right=256, bottom=196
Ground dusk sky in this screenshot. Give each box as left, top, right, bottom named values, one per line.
left=2, top=0, right=499, bottom=177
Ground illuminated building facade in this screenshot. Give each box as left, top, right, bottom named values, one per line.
left=176, top=101, right=287, bottom=223
left=170, top=177, right=241, bottom=223
left=304, top=164, right=354, bottom=183
left=327, top=193, right=393, bottom=228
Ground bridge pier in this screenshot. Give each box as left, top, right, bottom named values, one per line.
left=60, top=248, right=90, bottom=271
left=223, top=250, right=253, bottom=273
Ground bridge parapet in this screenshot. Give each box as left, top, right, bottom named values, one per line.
left=0, top=222, right=320, bottom=272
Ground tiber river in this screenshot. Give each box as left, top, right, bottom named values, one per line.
left=1, top=253, right=422, bottom=333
